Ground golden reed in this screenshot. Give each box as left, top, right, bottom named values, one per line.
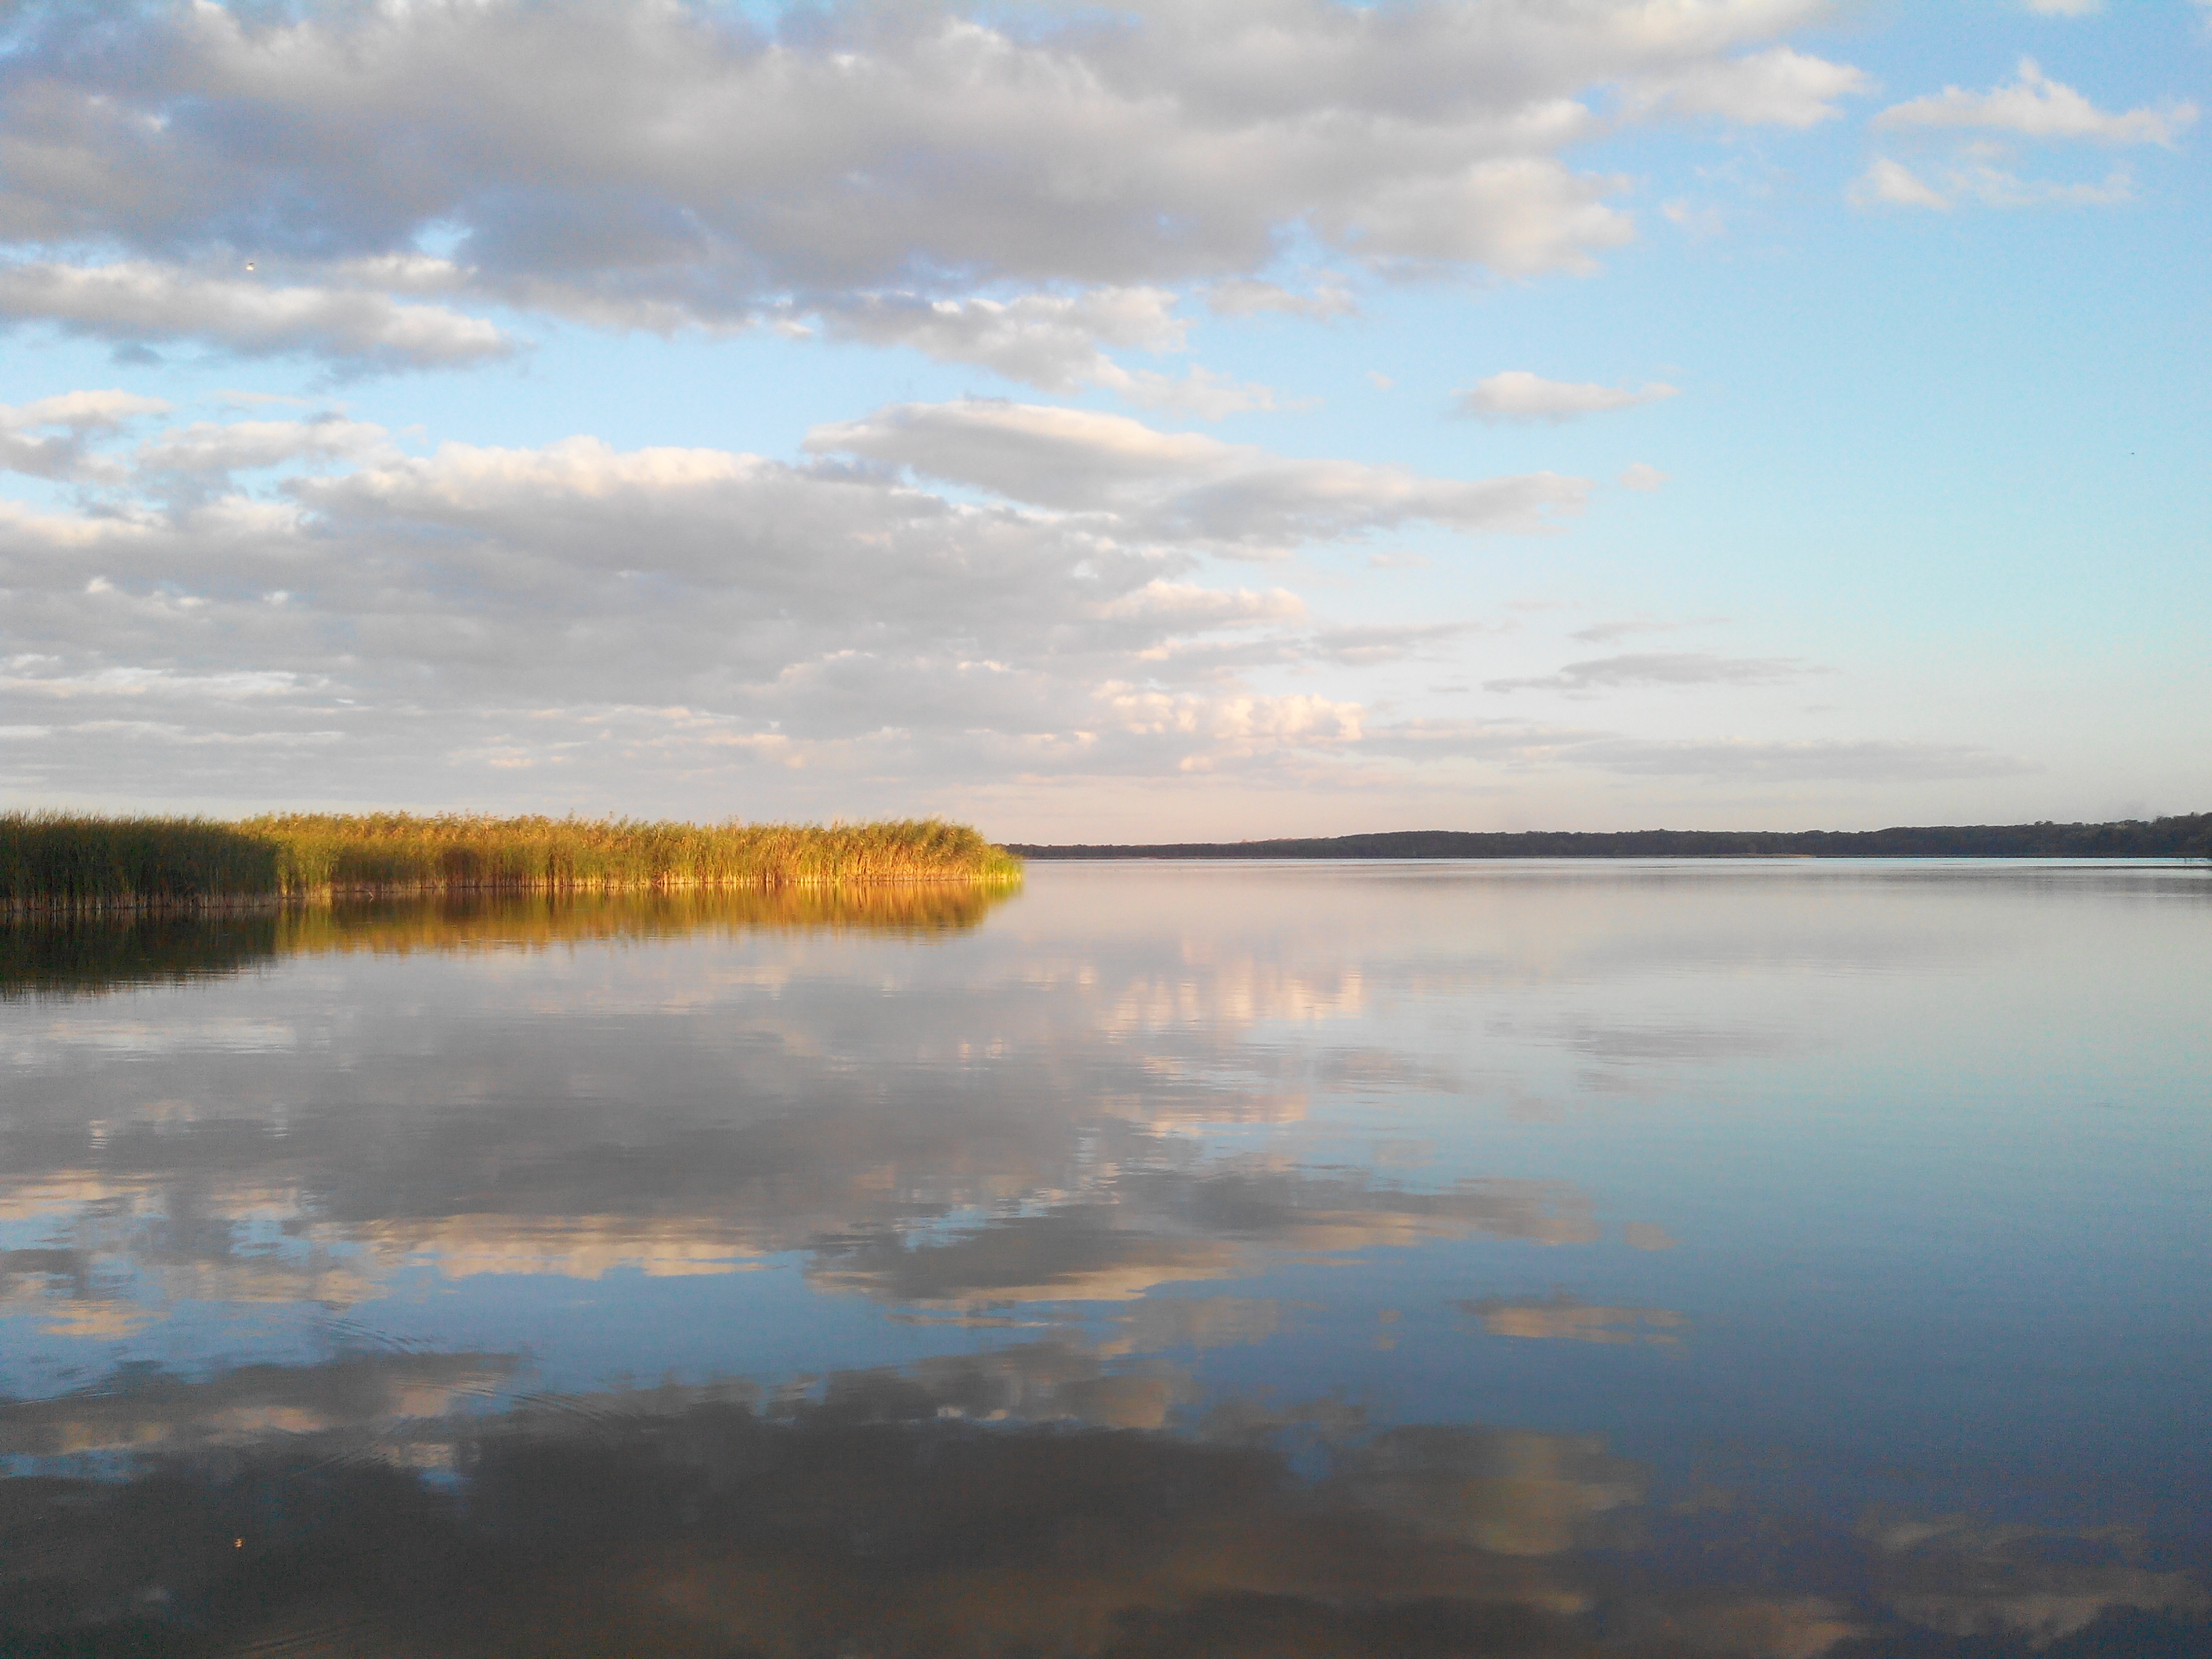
left=1, top=813, right=1022, bottom=912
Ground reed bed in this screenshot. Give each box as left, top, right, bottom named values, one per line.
left=1, top=813, right=1022, bottom=909
left=0, top=815, right=278, bottom=909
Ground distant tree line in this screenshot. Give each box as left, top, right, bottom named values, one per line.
left=1008, top=813, right=2212, bottom=861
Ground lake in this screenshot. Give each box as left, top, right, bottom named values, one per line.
left=2, top=859, right=2206, bottom=1656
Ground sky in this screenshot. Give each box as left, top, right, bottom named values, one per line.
left=0, top=0, right=2205, bottom=841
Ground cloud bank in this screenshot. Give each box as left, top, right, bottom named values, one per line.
left=0, top=0, right=1868, bottom=368
left=0, top=393, right=2022, bottom=814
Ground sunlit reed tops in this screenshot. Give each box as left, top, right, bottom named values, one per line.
left=0, top=813, right=1023, bottom=909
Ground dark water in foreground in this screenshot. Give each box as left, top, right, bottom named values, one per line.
left=1, top=860, right=2205, bottom=1657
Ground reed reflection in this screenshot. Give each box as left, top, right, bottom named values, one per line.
left=0, top=912, right=282, bottom=1000
left=0, top=884, right=1012, bottom=1000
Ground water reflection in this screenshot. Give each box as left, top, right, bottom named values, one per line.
left=0, top=912, right=281, bottom=1000
left=0, top=884, right=1012, bottom=1000
left=0, top=862, right=2205, bottom=1655
left=1456, top=1292, right=1687, bottom=1346
left=5, top=1353, right=2204, bottom=1658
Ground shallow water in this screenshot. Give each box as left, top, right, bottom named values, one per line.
left=1, top=860, right=2206, bottom=1656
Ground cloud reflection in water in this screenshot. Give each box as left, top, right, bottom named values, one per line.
left=0, top=863, right=2205, bottom=1655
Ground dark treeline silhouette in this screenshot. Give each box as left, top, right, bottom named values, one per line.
left=1010, top=813, right=2212, bottom=861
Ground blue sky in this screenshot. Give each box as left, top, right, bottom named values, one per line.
left=0, top=0, right=2204, bottom=839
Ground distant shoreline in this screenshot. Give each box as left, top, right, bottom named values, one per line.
left=1006, top=815, right=2212, bottom=862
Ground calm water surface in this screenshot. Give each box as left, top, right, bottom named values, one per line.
left=2, top=860, right=2206, bottom=1656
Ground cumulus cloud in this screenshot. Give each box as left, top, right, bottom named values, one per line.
left=0, top=394, right=1586, bottom=800
left=1484, top=653, right=1807, bottom=693
left=1857, top=59, right=2190, bottom=215
left=134, top=415, right=395, bottom=478
left=1105, top=365, right=1291, bottom=420
left=1205, top=278, right=1358, bottom=321
left=1873, top=59, right=2197, bottom=145
left=0, top=393, right=2030, bottom=811
left=0, top=262, right=514, bottom=369
left=1849, top=157, right=1954, bottom=210
left=0, top=0, right=1866, bottom=367
left=807, top=400, right=1589, bottom=550
left=1624, top=45, right=1872, bottom=128
left=811, top=287, right=1187, bottom=393
left=1851, top=156, right=2133, bottom=211
left=1452, top=371, right=1678, bottom=423
left=1618, top=462, right=1668, bottom=490
left=0, top=390, right=170, bottom=478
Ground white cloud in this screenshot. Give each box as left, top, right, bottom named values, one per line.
left=811, top=288, right=1187, bottom=393
left=1568, top=737, right=2036, bottom=781
left=2024, top=0, right=2102, bottom=15
left=1856, top=58, right=2188, bottom=216
left=1618, top=463, right=1668, bottom=491
left=0, top=390, right=171, bottom=479
left=1484, top=654, right=1807, bottom=694
left=1104, top=366, right=1291, bottom=421
left=0, top=263, right=514, bottom=369
left=1949, top=163, right=2133, bottom=208
left=1, top=392, right=171, bottom=432
left=1570, top=615, right=1721, bottom=644
left=1, top=665, right=319, bottom=701
left=1206, top=279, right=1359, bottom=322
left=1661, top=199, right=1728, bottom=238
left=1452, top=371, right=1678, bottom=424
left=806, top=401, right=1589, bottom=551
left=1336, top=722, right=2035, bottom=785
left=134, top=416, right=396, bottom=478
left=1328, top=157, right=1635, bottom=277
left=1625, top=46, right=1872, bottom=129
left=637, top=285, right=1281, bottom=416
left=0, top=394, right=2028, bottom=815
left=1849, top=158, right=1952, bottom=211
left=1850, top=156, right=2134, bottom=212
left=1872, top=59, right=2196, bottom=146
left=0, top=0, right=1867, bottom=363
left=0, top=395, right=1591, bottom=802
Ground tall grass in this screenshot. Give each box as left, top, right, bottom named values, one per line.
left=1, top=813, right=1022, bottom=909
left=247, top=814, right=1023, bottom=895
left=0, top=815, right=279, bottom=909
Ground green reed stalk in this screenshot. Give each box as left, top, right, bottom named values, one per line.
left=0, top=814, right=280, bottom=909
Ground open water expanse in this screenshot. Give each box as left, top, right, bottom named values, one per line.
left=1, top=859, right=2206, bottom=1656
